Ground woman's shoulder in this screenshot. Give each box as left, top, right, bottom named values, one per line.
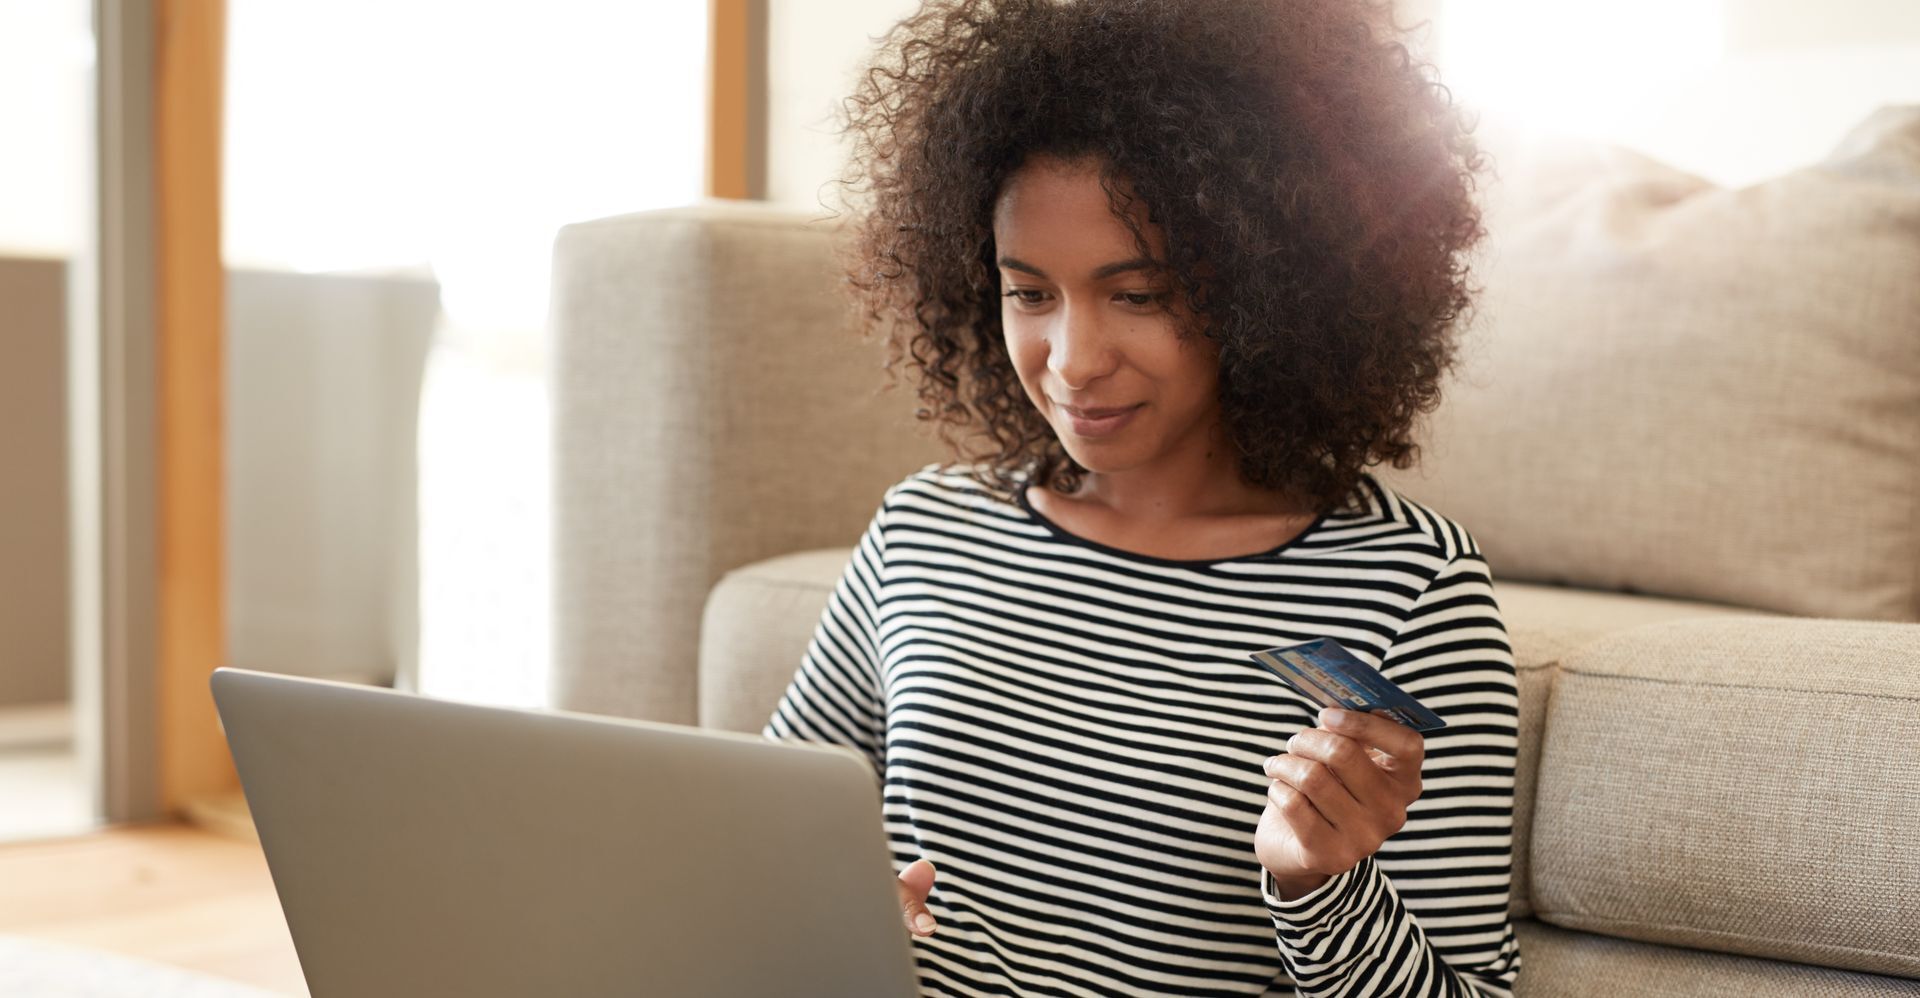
left=879, top=462, right=1027, bottom=519
left=1330, top=471, right=1486, bottom=567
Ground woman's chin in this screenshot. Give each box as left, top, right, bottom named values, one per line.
left=1055, top=440, right=1146, bottom=477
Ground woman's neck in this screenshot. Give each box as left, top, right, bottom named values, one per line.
left=1064, top=432, right=1313, bottom=523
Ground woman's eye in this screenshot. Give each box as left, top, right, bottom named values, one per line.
left=1001, top=289, right=1166, bottom=308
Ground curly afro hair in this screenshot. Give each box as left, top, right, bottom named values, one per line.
left=838, top=0, right=1489, bottom=513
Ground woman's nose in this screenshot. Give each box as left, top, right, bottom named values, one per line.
left=1047, top=303, right=1118, bottom=390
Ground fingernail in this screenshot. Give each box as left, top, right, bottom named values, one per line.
left=1323, top=708, right=1350, bottom=727
left=914, top=913, right=936, bottom=933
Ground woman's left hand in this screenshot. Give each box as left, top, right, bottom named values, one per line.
left=1256, top=707, right=1426, bottom=900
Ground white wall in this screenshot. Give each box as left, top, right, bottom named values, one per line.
left=762, top=0, right=1920, bottom=202
left=765, top=0, right=918, bottom=208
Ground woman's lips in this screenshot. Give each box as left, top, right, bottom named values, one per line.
left=1057, top=402, right=1143, bottom=438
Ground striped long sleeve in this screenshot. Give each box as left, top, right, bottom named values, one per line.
left=764, top=466, right=1522, bottom=997
left=762, top=492, right=894, bottom=785
left=1260, top=554, right=1522, bottom=996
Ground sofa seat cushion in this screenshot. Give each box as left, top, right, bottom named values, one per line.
left=1531, top=617, right=1920, bottom=978
left=701, top=549, right=1764, bottom=921
left=1496, top=583, right=1763, bottom=920
left=1513, top=919, right=1920, bottom=997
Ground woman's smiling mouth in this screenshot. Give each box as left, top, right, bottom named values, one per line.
left=1056, top=401, right=1144, bottom=437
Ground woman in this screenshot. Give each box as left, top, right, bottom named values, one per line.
left=763, top=0, right=1520, bottom=994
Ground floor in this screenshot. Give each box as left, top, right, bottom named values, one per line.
left=0, top=822, right=307, bottom=996
left=0, top=709, right=301, bottom=992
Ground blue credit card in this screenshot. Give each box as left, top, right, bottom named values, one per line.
left=1250, top=638, right=1447, bottom=733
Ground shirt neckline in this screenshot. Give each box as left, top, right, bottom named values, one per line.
left=1013, top=483, right=1336, bottom=568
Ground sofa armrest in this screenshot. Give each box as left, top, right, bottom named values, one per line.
left=550, top=201, right=941, bottom=723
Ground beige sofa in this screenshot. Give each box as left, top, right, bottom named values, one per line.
left=551, top=107, right=1920, bottom=995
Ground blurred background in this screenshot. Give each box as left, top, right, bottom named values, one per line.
left=2, top=1, right=1917, bottom=992
left=1, top=0, right=1916, bottom=840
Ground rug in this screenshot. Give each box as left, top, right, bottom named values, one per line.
left=0, top=935, right=291, bottom=997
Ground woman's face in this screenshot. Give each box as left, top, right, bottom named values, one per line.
left=992, top=155, right=1222, bottom=482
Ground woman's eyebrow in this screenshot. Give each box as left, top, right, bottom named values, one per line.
left=996, top=255, right=1163, bottom=280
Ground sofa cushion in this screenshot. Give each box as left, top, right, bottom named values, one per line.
left=1495, top=584, right=1763, bottom=921
left=699, top=549, right=856, bottom=735
left=1498, top=583, right=1770, bottom=667
left=701, top=549, right=1758, bottom=921
left=1513, top=920, right=1920, bottom=998
left=1530, top=616, right=1920, bottom=978
left=1375, top=105, right=1920, bottom=622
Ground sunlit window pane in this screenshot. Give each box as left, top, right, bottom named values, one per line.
left=225, top=2, right=706, bottom=710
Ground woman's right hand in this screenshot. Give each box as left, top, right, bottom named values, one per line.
left=898, top=858, right=938, bottom=937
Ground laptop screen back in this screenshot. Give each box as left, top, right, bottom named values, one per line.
left=211, top=668, right=920, bottom=998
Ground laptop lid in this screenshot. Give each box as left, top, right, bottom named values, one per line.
left=210, top=668, right=920, bottom=998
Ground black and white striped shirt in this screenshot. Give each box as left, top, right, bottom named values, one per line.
left=764, top=465, right=1522, bottom=996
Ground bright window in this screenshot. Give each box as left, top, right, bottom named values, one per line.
left=226, top=1, right=707, bottom=708
left=1428, top=0, right=1920, bottom=187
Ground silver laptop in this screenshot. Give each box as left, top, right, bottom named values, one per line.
left=210, top=668, right=921, bottom=998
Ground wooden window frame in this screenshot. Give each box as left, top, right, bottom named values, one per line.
left=706, top=0, right=767, bottom=199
